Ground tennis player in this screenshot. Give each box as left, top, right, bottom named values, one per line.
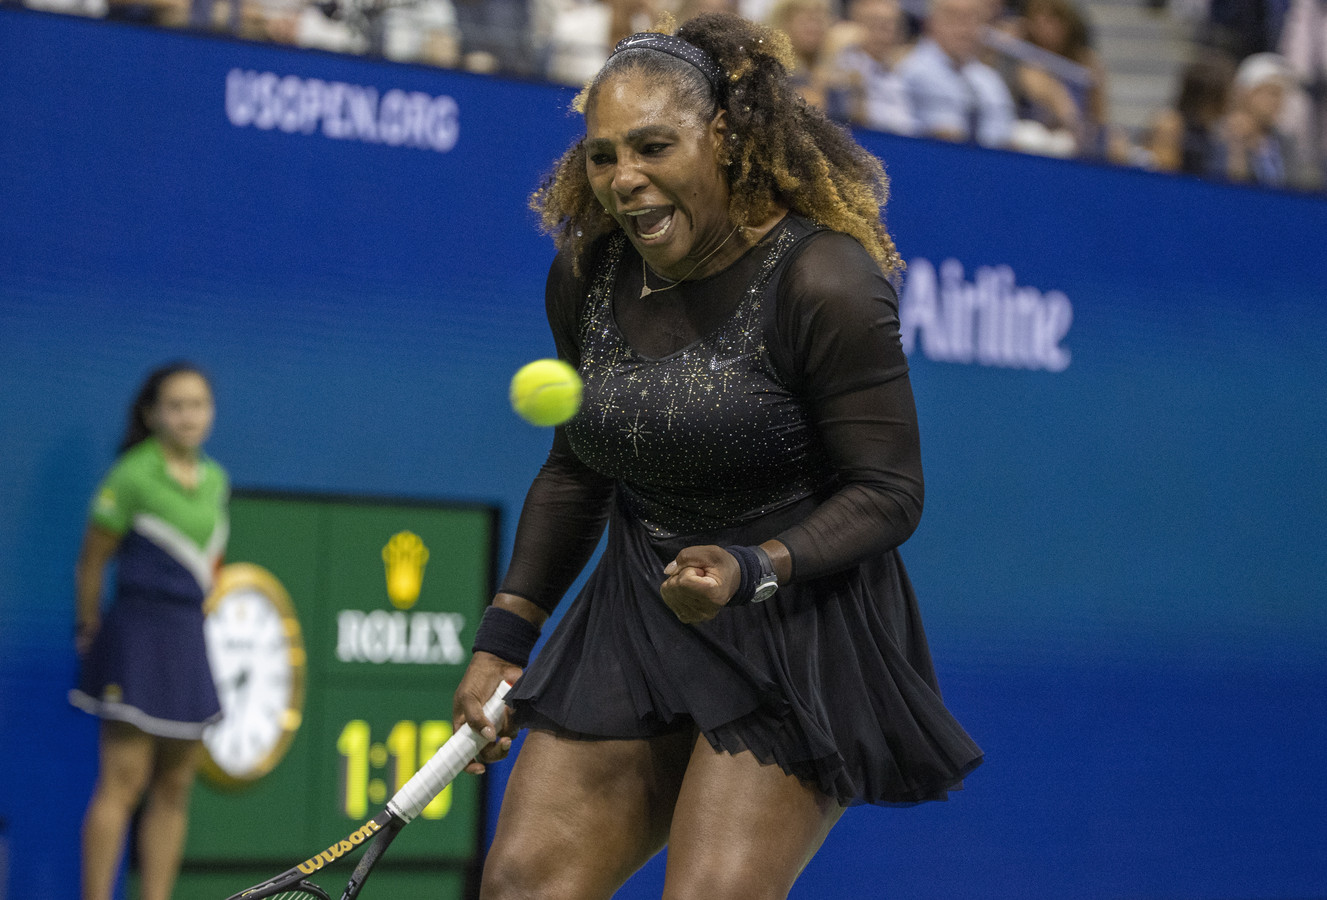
left=455, top=13, right=983, bottom=898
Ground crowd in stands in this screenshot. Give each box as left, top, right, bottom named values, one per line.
left=14, top=0, right=1327, bottom=191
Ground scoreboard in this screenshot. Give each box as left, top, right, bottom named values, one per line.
left=177, top=491, right=497, bottom=898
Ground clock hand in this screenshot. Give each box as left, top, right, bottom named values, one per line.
left=220, top=667, right=251, bottom=695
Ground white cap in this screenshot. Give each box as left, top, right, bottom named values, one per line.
left=1234, top=52, right=1296, bottom=91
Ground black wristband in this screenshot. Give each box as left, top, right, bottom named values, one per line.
left=724, top=544, right=761, bottom=607
left=472, top=606, right=540, bottom=668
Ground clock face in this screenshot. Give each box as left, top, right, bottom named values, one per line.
left=202, top=564, right=306, bottom=786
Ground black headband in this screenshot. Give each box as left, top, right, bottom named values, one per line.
left=610, top=33, right=723, bottom=94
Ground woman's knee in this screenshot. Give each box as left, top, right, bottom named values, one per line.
left=478, top=843, right=540, bottom=900
left=149, top=747, right=201, bottom=808
left=662, top=852, right=795, bottom=900
left=146, top=768, right=196, bottom=810
left=479, top=843, right=607, bottom=900
left=96, top=737, right=153, bottom=803
left=662, top=744, right=843, bottom=900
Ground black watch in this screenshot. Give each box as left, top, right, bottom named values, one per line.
left=751, top=545, right=779, bottom=603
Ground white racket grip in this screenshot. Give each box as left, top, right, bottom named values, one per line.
left=387, top=681, right=512, bottom=823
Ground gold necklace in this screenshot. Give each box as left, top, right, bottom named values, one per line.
left=640, top=226, right=740, bottom=299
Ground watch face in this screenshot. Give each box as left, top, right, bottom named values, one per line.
left=202, top=564, right=306, bottom=786
left=753, top=580, right=778, bottom=603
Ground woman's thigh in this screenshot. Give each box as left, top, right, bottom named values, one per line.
left=147, top=737, right=203, bottom=798
left=97, top=720, right=155, bottom=798
left=482, top=727, right=695, bottom=900
left=663, top=739, right=845, bottom=900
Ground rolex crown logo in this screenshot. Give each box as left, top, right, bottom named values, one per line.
left=382, top=531, right=430, bottom=609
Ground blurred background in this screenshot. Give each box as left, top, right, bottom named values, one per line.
left=8, top=0, right=1327, bottom=191
left=1, top=1, right=1325, bottom=898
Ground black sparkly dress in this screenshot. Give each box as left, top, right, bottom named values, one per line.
left=502, top=215, right=982, bottom=806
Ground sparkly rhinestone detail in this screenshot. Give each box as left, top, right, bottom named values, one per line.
left=565, top=226, right=827, bottom=539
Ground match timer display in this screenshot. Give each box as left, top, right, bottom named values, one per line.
left=336, top=718, right=457, bottom=820
left=319, top=686, right=484, bottom=858
left=179, top=492, right=497, bottom=897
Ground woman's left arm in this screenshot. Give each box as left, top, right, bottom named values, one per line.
left=660, top=231, right=921, bottom=620
left=769, top=230, right=924, bottom=583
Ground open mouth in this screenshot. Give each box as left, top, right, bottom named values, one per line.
left=626, top=206, right=675, bottom=241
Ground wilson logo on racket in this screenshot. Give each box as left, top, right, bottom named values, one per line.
left=225, top=682, right=509, bottom=900
left=296, top=820, right=382, bottom=874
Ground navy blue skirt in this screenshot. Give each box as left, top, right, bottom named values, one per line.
left=510, top=498, right=983, bottom=807
left=70, top=593, right=221, bottom=740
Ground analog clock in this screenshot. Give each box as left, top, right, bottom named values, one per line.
left=201, top=563, right=307, bottom=787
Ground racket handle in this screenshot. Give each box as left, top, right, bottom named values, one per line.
left=387, top=681, right=512, bottom=823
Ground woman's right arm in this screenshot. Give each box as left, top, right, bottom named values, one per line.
left=453, top=438, right=613, bottom=770
left=494, top=244, right=615, bottom=613
left=494, top=433, right=614, bottom=612
left=453, top=246, right=615, bottom=764
left=74, top=524, right=121, bottom=654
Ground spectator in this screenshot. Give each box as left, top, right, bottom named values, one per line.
left=676, top=0, right=741, bottom=18
left=769, top=0, right=840, bottom=108
left=1007, top=0, right=1110, bottom=157
left=1207, top=51, right=1296, bottom=185
left=1277, top=0, right=1327, bottom=188
left=185, top=0, right=240, bottom=32
left=1141, top=49, right=1236, bottom=174
left=1200, top=0, right=1285, bottom=62
left=826, top=0, right=918, bottom=132
left=739, top=0, right=780, bottom=27
left=383, top=0, right=462, bottom=67
left=20, top=0, right=107, bottom=16
left=292, top=0, right=365, bottom=54
left=453, top=0, right=533, bottom=74
left=896, top=0, right=1016, bottom=146
left=269, top=0, right=462, bottom=60
left=542, top=0, right=663, bottom=86
left=102, top=0, right=187, bottom=26
left=233, top=0, right=303, bottom=44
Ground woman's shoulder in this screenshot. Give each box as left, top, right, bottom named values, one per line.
left=782, top=218, right=880, bottom=274
left=777, top=221, right=897, bottom=312
left=548, top=230, right=623, bottom=288
left=104, top=438, right=161, bottom=482
left=91, top=441, right=158, bottom=528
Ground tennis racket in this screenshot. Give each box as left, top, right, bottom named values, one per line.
left=223, top=681, right=512, bottom=900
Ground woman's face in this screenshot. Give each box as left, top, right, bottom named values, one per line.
left=1244, top=81, right=1287, bottom=128
left=786, top=6, right=829, bottom=59
left=930, top=0, right=987, bottom=62
left=1025, top=7, right=1069, bottom=53
left=584, top=71, right=731, bottom=280
left=149, top=371, right=215, bottom=453
left=858, top=0, right=903, bottom=58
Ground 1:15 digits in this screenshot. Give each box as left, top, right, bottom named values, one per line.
left=336, top=719, right=456, bottom=820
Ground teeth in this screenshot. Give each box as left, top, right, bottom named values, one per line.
left=626, top=208, right=673, bottom=239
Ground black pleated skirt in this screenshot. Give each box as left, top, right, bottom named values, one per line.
left=509, top=497, right=983, bottom=807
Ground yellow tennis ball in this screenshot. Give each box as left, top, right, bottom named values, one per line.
left=510, top=358, right=583, bottom=426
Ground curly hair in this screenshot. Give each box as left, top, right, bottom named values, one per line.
left=529, top=12, right=902, bottom=274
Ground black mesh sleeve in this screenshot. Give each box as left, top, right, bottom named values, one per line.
left=496, top=248, right=614, bottom=613
left=766, top=231, right=925, bottom=581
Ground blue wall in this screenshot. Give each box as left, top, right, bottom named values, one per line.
left=2, top=9, right=1325, bottom=898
